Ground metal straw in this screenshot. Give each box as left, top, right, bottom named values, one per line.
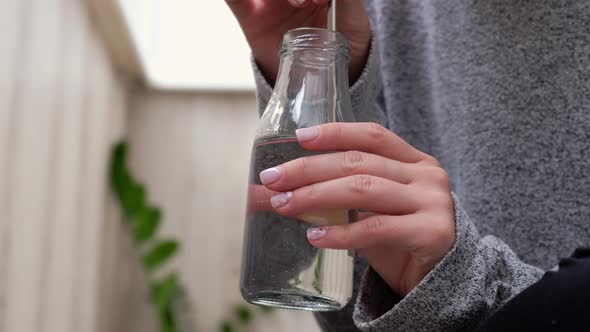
left=328, top=0, right=337, bottom=31
left=327, top=0, right=337, bottom=121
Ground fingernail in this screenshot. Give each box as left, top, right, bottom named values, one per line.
left=307, top=227, right=327, bottom=241
left=271, top=192, right=292, bottom=209
left=260, top=167, right=282, bottom=185
left=296, top=127, right=319, bottom=142
left=289, top=0, right=306, bottom=6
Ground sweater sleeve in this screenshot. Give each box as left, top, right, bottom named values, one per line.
left=352, top=194, right=545, bottom=332
left=251, top=38, right=387, bottom=126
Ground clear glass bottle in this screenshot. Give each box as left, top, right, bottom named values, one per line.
left=240, top=28, right=356, bottom=311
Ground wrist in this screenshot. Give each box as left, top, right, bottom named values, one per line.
left=348, top=35, right=371, bottom=84
left=252, top=52, right=280, bottom=86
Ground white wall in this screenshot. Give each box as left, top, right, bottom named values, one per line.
left=117, top=0, right=255, bottom=90
left=128, top=91, right=322, bottom=332
left=0, top=0, right=324, bottom=331
left=0, top=0, right=129, bottom=331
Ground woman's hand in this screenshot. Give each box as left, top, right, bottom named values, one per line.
left=225, top=0, right=371, bottom=83
left=258, top=123, right=456, bottom=296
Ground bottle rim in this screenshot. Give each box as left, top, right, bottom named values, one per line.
left=280, top=28, right=350, bottom=59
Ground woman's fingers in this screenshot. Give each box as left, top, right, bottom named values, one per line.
left=271, top=175, right=419, bottom=216
left=295, top=123, right=434, bottom=164
left=307, top=212, right=455, bottom=252
left=260, top=151, right=418, bottom=191
left=305, top=214, right=423, bottom=249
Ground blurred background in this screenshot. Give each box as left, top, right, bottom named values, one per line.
left=0, top=0, right=321, bottom=331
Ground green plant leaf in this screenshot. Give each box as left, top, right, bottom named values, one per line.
left=111, top=166, right=131, bottom=199
left=220, top=320, right=234, bottom=332
left=121, top=182, right=146, bottom=218
left=143, top=240, right=179, bottom=271
left=110, top=144, right=130, bottom=198
left=109, top=142, right=147, bottom=218
left=109, top=141, right=188, bottom=332
left=160, top=319, right=173, bottom=332
left=111, top=142, right=128, bottom=194
left=133, top=206, right=162, bottom=243
left=160, top=306, right=175, bottom=332
left=112, top=141, right=128, bottom=164
left=235, top=304, right=252, bottom=324
left=152, top=273, right=178, bottom=310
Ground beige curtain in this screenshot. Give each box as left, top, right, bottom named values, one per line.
left=0, top=0, right=128, bottom=331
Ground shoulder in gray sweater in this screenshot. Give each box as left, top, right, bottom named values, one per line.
left=252, top=0, right=590, bottom=330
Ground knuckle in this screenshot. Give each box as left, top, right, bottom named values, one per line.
left=330, top=122, right=344, bottom=138
left=420, top=155, right=441, bottom=167
left=293, top=156, right=309, bottom=177
left=304, top=182, right=318, bottom=203
left=349, top=174, right=373, bottom=194
left=341, top=150, right=366, bottom=175
left=362, top=216, right=386, bottom=238
left=425, top=190, right=453, bottom=211
left=439, top=194, right=454, bottom=211
left=428, top=167, right=450, bottom=187
left=366, top=122, right=388, bottom=141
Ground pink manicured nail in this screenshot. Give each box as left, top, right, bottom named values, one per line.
left=307, top=227, right=327, bottom=241
left=260, top=167, right=282, bottom=185
left=296, top=127, right=319, bottom=142
left=271, top=192, right=292, bottom=209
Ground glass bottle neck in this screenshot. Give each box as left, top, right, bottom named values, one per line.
left=256, top=28, right=355, bottom=142
left=273, top=51, right=350, bottom=122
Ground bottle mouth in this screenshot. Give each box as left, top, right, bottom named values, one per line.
left=280, top=28, right=350, bottom=60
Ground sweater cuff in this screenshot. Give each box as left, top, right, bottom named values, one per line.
left=353, top=194, right=485, bottom=331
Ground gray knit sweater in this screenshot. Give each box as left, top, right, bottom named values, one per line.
left=252, top=1, right=590, bottom=331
